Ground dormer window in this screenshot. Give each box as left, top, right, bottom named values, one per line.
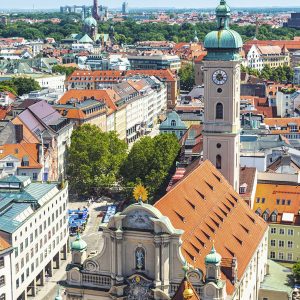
left=171, top=120, right=176, bottom=127
left=271, top=212, right=277, bottom=222
left=239, top=183, right=248, bottom=194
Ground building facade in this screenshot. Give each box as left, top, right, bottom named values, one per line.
left=254, top=182, right=300, bottom=263
left=0, top=237, right=13, bottom=300
left=128, top=55, right=181, bottom=73
left=0, top=175, right=69, bottom=300
left=245, top=44, right=290, bottom=71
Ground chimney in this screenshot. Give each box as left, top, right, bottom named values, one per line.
left=15, top=124, right=24, bottom=143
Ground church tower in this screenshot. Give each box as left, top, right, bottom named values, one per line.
left=202, top=0, right=243, bottom=191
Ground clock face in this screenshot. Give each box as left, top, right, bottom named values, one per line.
left=212, top=69, right=228, bottom=85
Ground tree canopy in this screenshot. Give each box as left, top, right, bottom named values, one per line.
left=0, top=77, right=41, bottom=95
left=0, top=15, right=299, bottom=43
left=52, top=65, right=77, bottom=77
left=120, top=134, right=180, bottom=202
left=67, top=124, right=128, bottom=196
left=178, top=63, right=195, bottom=91
left=292, top=261, right=300, bottom=283
left=242, top=65, right=295, bottom=84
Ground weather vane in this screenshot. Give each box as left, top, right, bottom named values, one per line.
left=133, top=184, right=148, bottom=203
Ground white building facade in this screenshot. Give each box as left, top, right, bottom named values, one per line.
left=0, top=176, right=69, bottom=300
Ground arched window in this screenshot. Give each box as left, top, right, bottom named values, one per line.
left=171, top=120, right=176, bottom=127
left=216, top=103, right=223, bottom=119
left=135, top=247, right=145, bottom=270
left=216, top=155, right=222, bottom=170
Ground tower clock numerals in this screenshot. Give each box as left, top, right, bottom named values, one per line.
left=212, top=69, right=228, bottom=85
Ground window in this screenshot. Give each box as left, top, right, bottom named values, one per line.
left=0, top=275, right=5, bottom=286
left=25, top=238, right=28, bottom=248
left=0, top=257, right=4, bottom=268
left=279, top=228, right=285, bottom=235
left=216, top=103, right=223, bottom=119
left=20, top=242, right=23, bottom=253
left=262, top=198, right=265, bottom=203
left=287, top=200, right=291, bottom=205
left=32, top=173, right=38, bottom=181
left=287, top=253, right=293, bottom=261
left=256, top=197, right=260, bottom=203
left=282, top=199, right=285, bottom=205
left=16, top=279, right=19, bottom=289
left=276, top=199, right=280, bottom=205
left=0, top=293, right=5, bottom=300
left=15, top=263, right=19, bottom=273
left=288, top=229, right=294, bottom=236
left=216, top=155, right=222, bottom=170
left=171, top=120, right=176, bottom=127
left=270, top=240, right=276, bottom=247
left=6, top=162, right=13, bottom=167
left=279, top=240, right=284, bottom=248
left=288, top=241, right=293, bottom=248
left=278, top=252, right=284, bottom=260
left=271, top=213, right=277, bottom=222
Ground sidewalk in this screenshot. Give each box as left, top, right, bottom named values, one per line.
left=29, top=254, right=71, bottom=300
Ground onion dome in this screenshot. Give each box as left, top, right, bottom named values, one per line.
left=71, top=233, right=87, bottom=252
left=205, top=244, right=222, bottom=265
left=204, top=0, right=243, bottom=61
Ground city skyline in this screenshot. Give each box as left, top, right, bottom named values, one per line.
left=0, top=0, right=298, bottom=9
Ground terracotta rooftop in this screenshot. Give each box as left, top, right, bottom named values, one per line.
left=154, top=160, right=268, bottom=295
left=0, top=235, right=11, bottom=251
left=239, top=167, right=257, bottom=206
left=254, top=183, right=300, bottom=225
left=58, top=90, right=120, bottom=111
left=245, top=39, right=300, bottom=51
left=264, top=118, right=300, bottom=130
left=126, top=69, right=176, bottom=82
left=0, top=143, right=42, bottom=169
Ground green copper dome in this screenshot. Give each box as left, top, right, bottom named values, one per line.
left=84, top=16, right=97, bottom=27
left=204, top=0, right=243, bottom=61
left=71, top=233, right=87, bottom=252
left=204, top=30, right=243, bottom=49
left=205, top=245, right=222, bottom=264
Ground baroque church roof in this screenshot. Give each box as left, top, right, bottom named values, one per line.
left=154, top=160, right=268, bottom=295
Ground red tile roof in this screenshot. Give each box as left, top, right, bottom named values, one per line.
left=154, top=160, right=268, bottom=295
left=0, top=143, right=42, bottom=169
left=0, top=236, right=11, bottom=251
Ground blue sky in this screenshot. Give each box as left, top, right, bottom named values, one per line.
left=1, top=0, right=296, bottom=9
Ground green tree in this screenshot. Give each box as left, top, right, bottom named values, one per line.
left=52, top=65, right=77, bottom=77
left=0, top=85, right=17, bottom=95
left=120, top=134, right=180, bottom=201
left=293, top=261, right=300, bottom=283
left=178, top=63, right=195, bottom=91
left=259, top=65, right=272, bottom=80
left=0, top=77, right=41, bottom=96
left=67, top=124, right=128, bottom=196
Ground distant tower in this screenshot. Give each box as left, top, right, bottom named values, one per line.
left=122, top=2, right=129, bottom=15
left=93, top=0, right=100, bottom=20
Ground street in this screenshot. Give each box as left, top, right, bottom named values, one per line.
left=31, top=200, right=108, bottom=299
